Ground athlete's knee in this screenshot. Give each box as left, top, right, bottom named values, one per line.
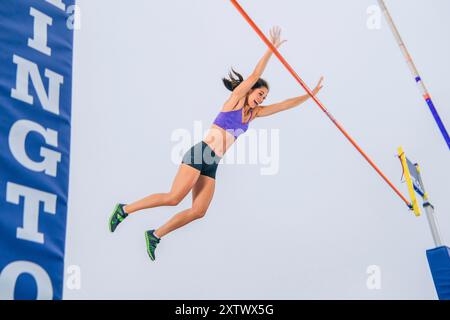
left=191, top=206, right=208, bottom=219
left=165, top=192, right=184, bottom=206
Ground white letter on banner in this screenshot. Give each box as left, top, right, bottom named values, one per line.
left=46, top=0, right=66, bottom=11
left=0, top=261, right=53, bottom=300
left=6, top=182, right=57, bottom=244
left=9, top=120, right=61, bottom=177
left=11, top=55, right=63, bottom=115
left=28, top=8, right=53, bottom=56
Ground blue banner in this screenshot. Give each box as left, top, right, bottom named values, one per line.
left=0, top=0, right=74, bottom=300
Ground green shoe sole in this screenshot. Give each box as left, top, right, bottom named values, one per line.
left=109, top=204, right=120, bottom=233
left=145, top=231, right=156, bottom=261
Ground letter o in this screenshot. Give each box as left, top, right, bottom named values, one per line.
left=0, top=261, right=53, bottom=300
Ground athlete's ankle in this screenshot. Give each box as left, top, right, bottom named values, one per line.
left=153, top=230, right=162, bottom=239
left=123, top=204, right=131, bottom=214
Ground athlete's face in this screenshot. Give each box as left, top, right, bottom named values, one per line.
left=248, top=87, right=269, bottom=108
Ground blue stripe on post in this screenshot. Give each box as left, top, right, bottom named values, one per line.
left=425, top=98, right=450, bottom=150
left=415, top=76, right=421, bottom=82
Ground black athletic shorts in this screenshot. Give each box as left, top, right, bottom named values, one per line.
left=181, top=141, right=222, bottom=179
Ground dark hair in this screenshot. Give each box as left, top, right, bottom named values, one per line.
left=222, top=68, right=269, bottom=92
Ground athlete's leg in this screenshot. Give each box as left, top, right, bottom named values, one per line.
left=154, top=174, right=216, bottom=238
left=124, top=163, right=201, bottom=214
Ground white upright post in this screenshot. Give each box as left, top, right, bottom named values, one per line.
left=414, top=163, right=444, bottom=247
left=423, top=203, right=443, bottom=247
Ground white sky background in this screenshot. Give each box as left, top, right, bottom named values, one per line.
left=66, top=0, right=450, bottom=299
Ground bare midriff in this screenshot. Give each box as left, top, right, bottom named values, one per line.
left=203, top=124, right=236, bottom=158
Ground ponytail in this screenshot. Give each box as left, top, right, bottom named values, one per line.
left=222, top=67, right=270, bottom=92
left=222, top=68, right=244, bottom=92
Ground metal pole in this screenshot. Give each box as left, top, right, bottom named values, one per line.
left=414, top=163, right=444, bottom=247
left=423, top=202, right=443, bottom=247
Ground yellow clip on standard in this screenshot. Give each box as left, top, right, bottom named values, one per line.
left=397, top=146, right=421, bottom=216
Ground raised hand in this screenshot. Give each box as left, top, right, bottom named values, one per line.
left=312, top=76, right=324, bottom=96
left=269, top=26, right=287, bottom=49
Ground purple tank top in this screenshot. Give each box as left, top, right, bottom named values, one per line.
left=213, top=108, right=253, bottom=139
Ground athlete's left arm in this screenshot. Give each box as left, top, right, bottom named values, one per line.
left=255, top=77, right=323, bottom=118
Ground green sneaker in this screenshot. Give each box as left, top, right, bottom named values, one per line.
left=145, top=230, right=161, bottom=261
left=109, top=203, right=128, bottom=232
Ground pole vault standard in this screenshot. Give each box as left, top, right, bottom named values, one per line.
left=378, top=0, right=450, bottom=150
left=229, top=0, right=411, bottom=207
